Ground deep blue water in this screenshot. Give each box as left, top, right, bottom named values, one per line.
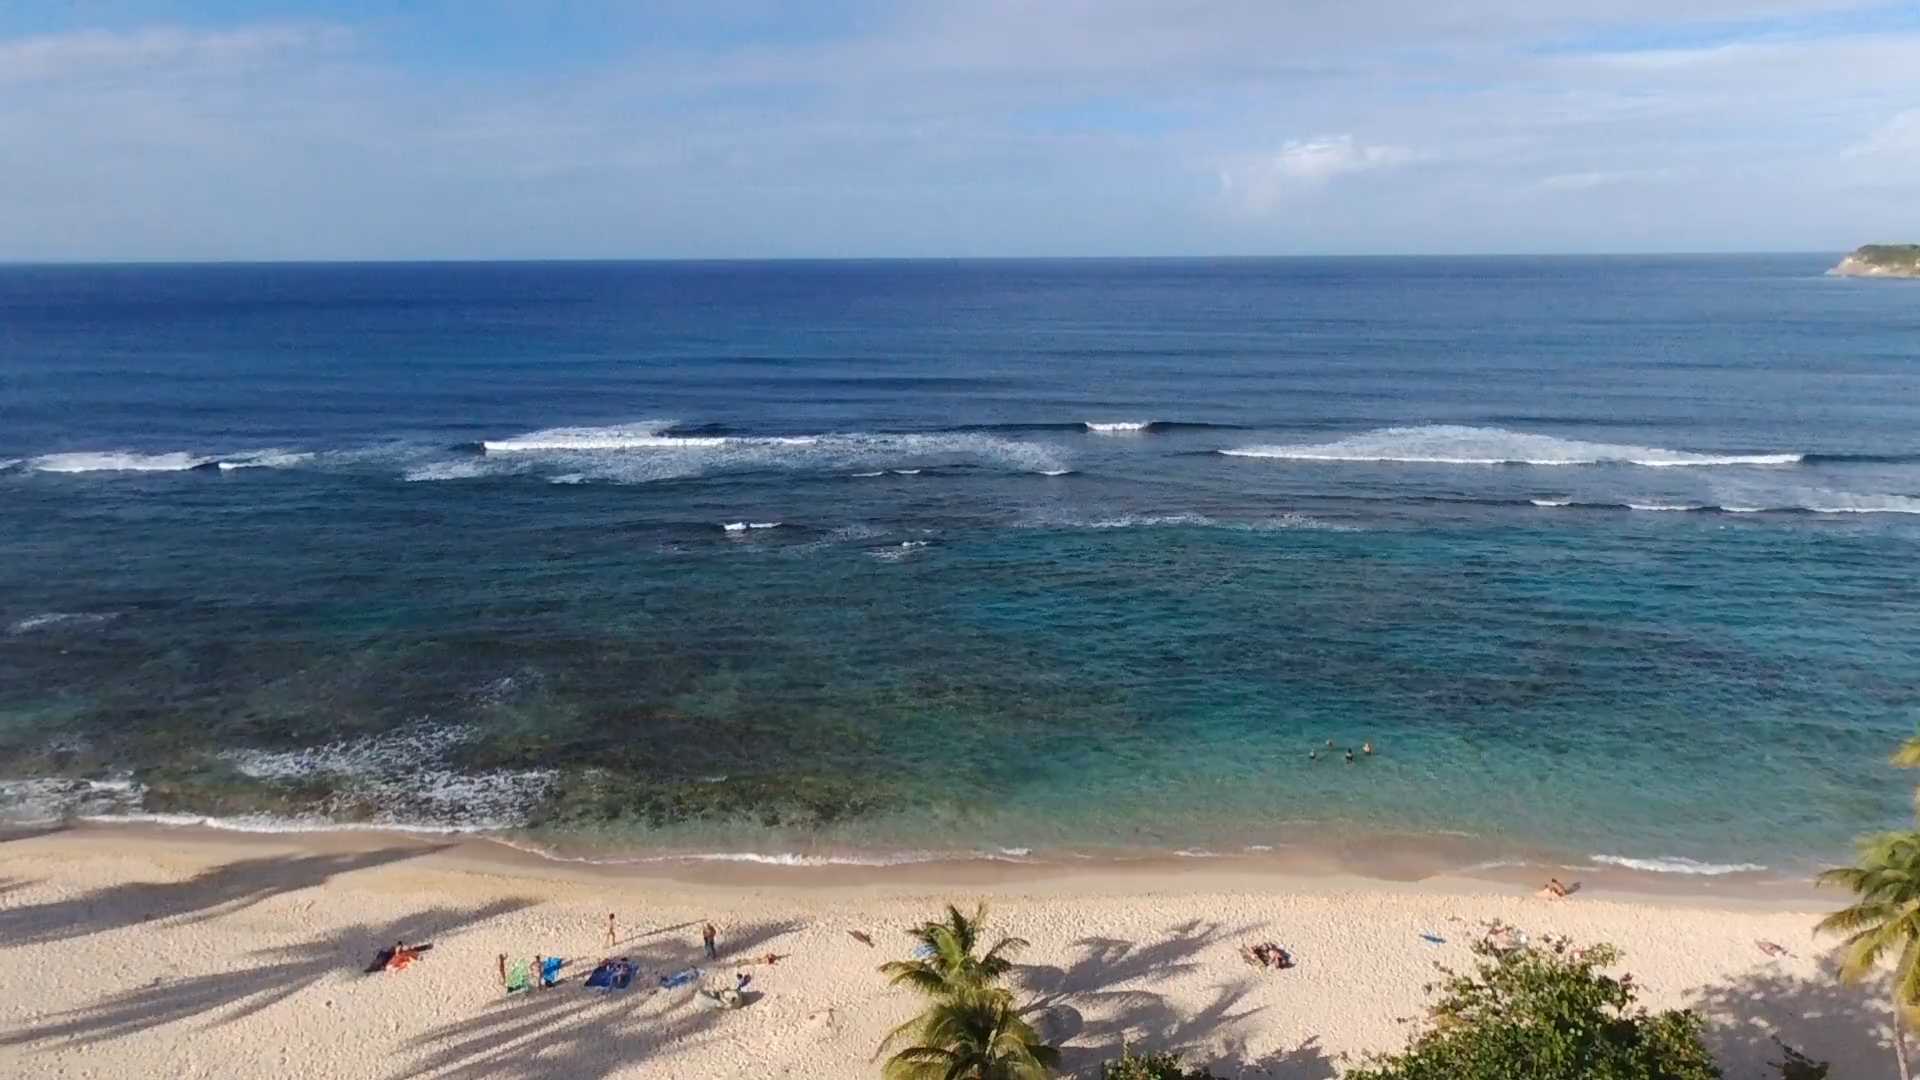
left=3, top=256, right=1918, bottom=874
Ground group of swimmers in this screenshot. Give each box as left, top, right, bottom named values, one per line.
left=1308, top=739, right=1374, bottom=764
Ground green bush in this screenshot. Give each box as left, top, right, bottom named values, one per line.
left=1100, top=1047, right=1220, bottom=1080
left=1346, top=938, right=1720, bottom=1080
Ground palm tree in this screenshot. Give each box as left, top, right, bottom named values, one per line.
left=1816, top=828, right=1920, bottom=1080
left=880, top=903, right=1028, bottom=999
left=881, top=988, right=1060, bottom=1080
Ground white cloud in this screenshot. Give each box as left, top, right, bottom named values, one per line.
left=0, top=26, right=339, bottom=85
left=1539, top=168, right=1680, bottom=189
left=1219, top=137, right=1419, bottom=212
left=0, top=3, right=1917, bottom=257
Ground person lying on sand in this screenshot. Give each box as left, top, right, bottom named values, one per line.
left=1240, top=942, right=1293, bottom=969
left=370, top=940, right=431, bottom=973
left=1537, top=878, right=1570, bottom=900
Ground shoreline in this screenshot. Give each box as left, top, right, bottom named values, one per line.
left=0, top=823, right=1885, bottom=1079
left=8, top=819, right=1832, bottom=906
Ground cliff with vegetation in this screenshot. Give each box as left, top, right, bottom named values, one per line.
left=1829, top=244, right=1920, bottom=278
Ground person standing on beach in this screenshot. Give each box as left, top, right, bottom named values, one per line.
left=606, top=912, right=617, bottom=948
left=703, top=921, right=718, bottom=960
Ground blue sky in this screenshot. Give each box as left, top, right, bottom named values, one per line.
left=2, top=1, right=1916, bottom=259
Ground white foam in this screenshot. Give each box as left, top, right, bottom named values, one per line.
left=1222, top=426, right=1802, bottom=468
left=1529, top=498, right=1574, bottom=507
left=404, top=460, right=491, bottom=482
left=1038, top=469, right=1075, bottom=476
left=1592, top=854, right=1768, bottom=876
left=1626, top=503, right=1704, bottom=512
left=475, top=423, right=1068, bottom=481
left=851, top=471, right=885, bottom=478
left=483, top=840, right=1039, bottom=868
left=1022, top=511, right=1344, bottom=532
left=0, top=777, right=144, bottom=823
left=722, top=521, right=781, bottom=532
left=867, top=540, right=928, bottom=562
left=1085, top=421, right=1150, bottom=434
left=216, top=451, right=313, bottom=470
left=217, top=725, right=553, bottom=831
left=8, top=612, right=119, bottom=634
left=29, top=451, right=209, bottom=473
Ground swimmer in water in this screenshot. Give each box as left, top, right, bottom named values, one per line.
left=1309, top=751, right=1318, bottom=761
left=1363, top=742, right=1374, bottom=756
left=1344, top=748, right=1355, bottom=764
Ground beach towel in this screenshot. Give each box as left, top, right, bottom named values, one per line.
left=505, top=959, right=531, bottom=994
left=585, top=962, right=617, bottom=990
left=659, top=966, right=701, bottom=990
left=365, top=943, right=432, bottom=974
left=540, top=957, right=565, bottom=987
left=610, top=963, right=635, bottom=991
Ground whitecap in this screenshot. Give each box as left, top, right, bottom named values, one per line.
left=1038, top=469, right=1075, bottom=476
left=1529, top=498, right=1574, bottom=507
left=1085, top=421, right=1151, bottom=434
left=475, top=423, right=1068, bottom=480
left=1221, top=426, right=1801, bottom=467
left=722, top=521, right=781, bottom=532
left=1591, top=854, right=1767, bottom=875
left=1625, top=503, right=1705, bottom=512
left=29, top=451, right=210, bottom=473
left=216, top=450, right=314, bottom=470
left=403, top=460, right=491, bottom=482
left=8, top=612, right=119, bottom=635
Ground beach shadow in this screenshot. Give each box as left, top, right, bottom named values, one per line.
left=0, top=900, right=531, bottom=1049
left=1210, top=1035, right=1339, bottom=1080
left=396, top=917, right=806, bottom=1080
left=1690, top=950, right=1894, bottom=1079
left=0, top=846, right=443, bottom=946
left=1017, top=919, right=1279, bottom=1076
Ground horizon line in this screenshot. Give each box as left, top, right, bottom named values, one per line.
left=0, top=250, right=1857, bottom=268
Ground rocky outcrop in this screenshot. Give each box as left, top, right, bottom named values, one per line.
left=1829, top=244, right=1920, bottom=278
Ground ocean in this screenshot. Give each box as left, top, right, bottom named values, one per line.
left=2, top=255, right=1917, bottom=878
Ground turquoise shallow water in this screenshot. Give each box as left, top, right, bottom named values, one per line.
left=2, top=257, right=1917, bottom=876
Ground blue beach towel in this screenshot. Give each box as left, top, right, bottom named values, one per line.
left=585, top=961, right=634, bottom=991
left=659, top=966, right=701, bottom=990
left=540, top=957, right=565, bottom=987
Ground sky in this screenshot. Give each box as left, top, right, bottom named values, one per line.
left=1, top=1, right=1916, bottom=260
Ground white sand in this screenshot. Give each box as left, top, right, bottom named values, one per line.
left=0, top=829, right=1894, bottom=1079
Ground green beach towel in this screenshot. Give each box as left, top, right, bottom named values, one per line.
left=505, top=958, right=532, bottom=994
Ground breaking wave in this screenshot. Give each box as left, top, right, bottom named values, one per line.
left=477, top=422, right=1067, bottom=480
left=9, top=612, right=120, bottom=635
left=28, top=451, right=210, bottom=473
left=1222, top=426, right=1803, bottom=467
left=1526, top=493, right=1920, bottom=515
left=1592, top=854, right=1768, bottom=876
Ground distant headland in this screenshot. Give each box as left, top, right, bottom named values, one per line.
left=1828, top=244, right=1920, bottom=278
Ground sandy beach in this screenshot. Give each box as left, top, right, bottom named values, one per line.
left=0, top=826, right=1892, bottom=1079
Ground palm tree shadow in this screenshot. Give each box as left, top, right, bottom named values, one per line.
left=1212, top=1035, right=1339, bottom=1080
left=0, top=900, right=532, bottom=1049
left=1016, top=919, right=1278, bottom=1076
left=1690, top=950, right=1894, bottom=1079
left=0, top=846, right=445, bottom=946
left=394, top=917, right=807, bottom=1080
